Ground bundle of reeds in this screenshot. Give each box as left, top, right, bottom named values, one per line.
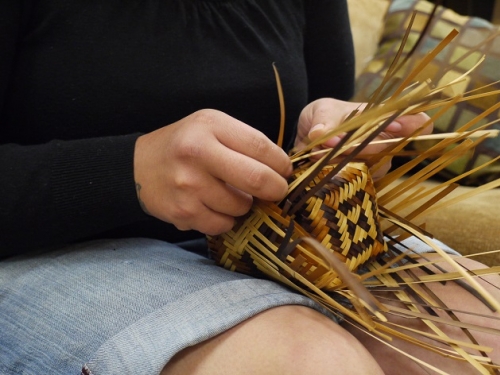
left=208, top=8, right=500, bottom=374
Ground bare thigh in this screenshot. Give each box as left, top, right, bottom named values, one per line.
left=344, top=255, right=500, bottom=375
left=161, top=305, right=385, bottom=375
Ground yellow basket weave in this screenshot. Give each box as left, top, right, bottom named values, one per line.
left=208, top=161, right=387, bottom=290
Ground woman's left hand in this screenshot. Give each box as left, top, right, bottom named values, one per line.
left=294, top=98, right=433, bottom=180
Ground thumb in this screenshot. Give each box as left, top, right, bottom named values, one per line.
left=307, top=100, right=363, bottom=145
left=308, top=123, right=343, bottom=148
left=308, top=123, right=326, bottom=140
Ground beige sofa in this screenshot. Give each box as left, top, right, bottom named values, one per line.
left=348, top=0, right=500, bottom=266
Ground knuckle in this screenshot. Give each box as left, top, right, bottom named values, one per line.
left=249, top=131, right=270, bottom=155
left=246, top=166, right=267, bottom=191
left=172, top=170, right=197, bottom=190
left=192, top=108, right=219, bottom=127
left=178, top=139, right=204, bottom=160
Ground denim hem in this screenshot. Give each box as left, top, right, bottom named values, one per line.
left=81, top=278, right=330, bottom=374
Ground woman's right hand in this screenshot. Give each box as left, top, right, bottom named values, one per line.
left=133, top=109, right=292, bottom=235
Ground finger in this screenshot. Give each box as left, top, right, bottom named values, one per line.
left=201, top=179, right=253, bottom=218
left=307, top=101, right=366, bottom=152
left=370, top=159, right=392, bottom=181
left=181, top=205, right=237, bottom=236
left=336, top=112, right=433, bottom=157
left=310, top=102, right=363, bottom=138
left=295, top=99, right=362, bottom=150
left=309, top=100, right=363, bottom=133
left=163, top=186, right=238, bottom=235
left=380, top=112, right=433, bottom=142
left=196, top=114, right=291, bottom=201
left=208, top=113, right=292, bottom=178
left=391, top=112, right=433, bottom=137
left=205, top=142, right=289, bottom=202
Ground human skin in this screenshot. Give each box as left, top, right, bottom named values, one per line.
left=136, top=98, right=438, bottom=374
left=295, top=98, right=433, bottom=180
left=133, top=98, right=432, bottom=235
left=162, top=305, right=385, bottom=375
left=344, top=254, right=500, bottom=375
left=134, top=108, right=292, bottom=236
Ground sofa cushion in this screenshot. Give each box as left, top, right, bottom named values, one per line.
left=347, top=0, right=390, bottom=78
left=392, top=178, right=500, bottom=266
left=353, top=0, right=500, bottom=186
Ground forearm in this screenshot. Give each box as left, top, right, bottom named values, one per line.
left=0, top=134, right=146, bottom=256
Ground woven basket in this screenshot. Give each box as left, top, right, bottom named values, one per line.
left=208, top=161, right=387, bottom=290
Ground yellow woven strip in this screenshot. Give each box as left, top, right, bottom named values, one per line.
left=388, top=219, right=500, bottom=312
left=386, top=305, right=500, bottom=339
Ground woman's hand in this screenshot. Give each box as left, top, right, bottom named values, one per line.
left=133, top=109, right=292, bottom=235
left=294, top=98, right=433, bottom=179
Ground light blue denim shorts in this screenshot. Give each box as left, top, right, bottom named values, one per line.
left=0, top=238, right=330, bottom=375
left=0, top=236, right=459, bottom=374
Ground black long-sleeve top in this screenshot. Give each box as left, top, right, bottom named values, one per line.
left=0, top=0, right=355, bottom=257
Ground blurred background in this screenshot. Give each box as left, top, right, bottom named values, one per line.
left=428, top=0, right=500, bottom=23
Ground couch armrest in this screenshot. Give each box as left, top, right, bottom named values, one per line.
left=347, top=0, right=390, bottom=78
left=390, top=179, right=500, bottom=266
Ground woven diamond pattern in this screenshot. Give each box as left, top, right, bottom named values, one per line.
left=208, top=162, right=387, bottom=290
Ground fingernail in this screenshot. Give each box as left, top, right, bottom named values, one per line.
left=309, top=123, right=325, bottom=140
left=386, top=121, right=402, bottom=133
left=310, top=123, right=325, bottom=132
left=323, top=136, right=341, bottom=148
